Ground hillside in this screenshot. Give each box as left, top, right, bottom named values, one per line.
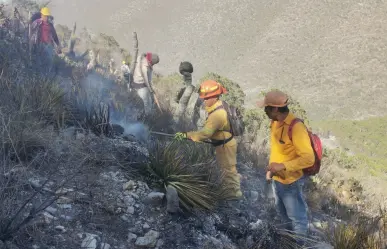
left=313, top=116, right=387, bottom=175
left=49, top=0, right=387, bottom=120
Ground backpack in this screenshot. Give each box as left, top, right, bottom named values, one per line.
left=208, top=101, right=245, bottom=137
left=288, top=118, right=323, bottom=176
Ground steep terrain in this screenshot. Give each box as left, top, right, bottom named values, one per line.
left=50, top=0, right=387, bottom=120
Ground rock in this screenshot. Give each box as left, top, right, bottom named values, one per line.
left=128, top=232, right=138, bottom=243
left=120, top=215, right=129, bottom=222
left=29, top=178, right=42, bottom=188
left=80, top=233, right=99, bottom=249
left=143, top=223, right=150, bottom=229
left=55, top=188, right=74, bottom=195
left=166, top=186, right=179, bottom=213
left=45, top=206, right=58, bottom=215
left=58, top=204, right=72, bottom=209
left=101, top=243, right=111, bottom=249
left=42, top=212, right=57, bottom=223
left=55, top=225, right=66, bottom=233
left=249, top=219, right=263, bottom=230
left=123, top=196, right=135, bottom=206
left=123, top=180, right=136, bottom=191
left=135, top=230, right=160, bottom=248
left=57, top=197, right=73, bottom=204
left=249, top=191, right=259, bottom=202
left=144, top=192, right=165, bottom=206
left=60, top=215, right=73, bottom=221
left=127, top=206, right=135, bottom=214
left=0, top=241, right=4, bottom=249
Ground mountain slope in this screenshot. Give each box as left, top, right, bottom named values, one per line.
left=50, top=0, right=387, bottom=120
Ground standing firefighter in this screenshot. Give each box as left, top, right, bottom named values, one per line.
left=257, top=90, right=316, bottom=245
left=29, top=7, right=61, bottom=72
left=174, top=61, right=195, bottom=123
left=175, top=80, right=242, bottom=199
left=132, top=52, right=160, bottom=116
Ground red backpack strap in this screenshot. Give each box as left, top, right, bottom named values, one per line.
left=288, top=118, right=304, bottom=141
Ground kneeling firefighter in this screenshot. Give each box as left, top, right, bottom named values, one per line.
left=174, top=80, right=242, bottom=199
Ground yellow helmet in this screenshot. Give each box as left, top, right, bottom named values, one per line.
left=122, top=60, right=126, bottom=65
left=40, top=7, right=50, bottom=16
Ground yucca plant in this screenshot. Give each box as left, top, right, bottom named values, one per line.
left=142, top=140, right=222, bottom=211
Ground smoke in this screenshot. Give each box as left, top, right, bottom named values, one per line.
left=63, top=70, right=148, bottom=142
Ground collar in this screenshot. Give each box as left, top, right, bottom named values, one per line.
left=283, top=112, right=295, bottom=126
left=272, top=112, right=295, bottom=127
left=205, top=100, right=222, bottom=113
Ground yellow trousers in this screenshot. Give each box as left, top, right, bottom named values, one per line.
left=215, top=138, right=242, bottom=199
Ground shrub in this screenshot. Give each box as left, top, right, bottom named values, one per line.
left=141, top=140, right=222, bottom=211
left=324, top=211, right=387, bottom=249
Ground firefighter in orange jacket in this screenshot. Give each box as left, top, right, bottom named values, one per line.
left=175, top=80, right=242, bottom=199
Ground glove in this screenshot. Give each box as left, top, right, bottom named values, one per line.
left=174, top=132, right=187, bottom=141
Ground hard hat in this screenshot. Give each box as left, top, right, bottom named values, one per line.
left=40, top=7, right=50, bottom=16
left=122, top=60, right=126, bottom=65
left=198, top=80, right=228, bottom=99
left=179, top=61, right=193, bottom=74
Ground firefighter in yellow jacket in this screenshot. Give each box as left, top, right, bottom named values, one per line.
left=175, top=80, right=242, bottom=199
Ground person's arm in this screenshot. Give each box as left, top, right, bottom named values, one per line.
left=141, top=63, right=154, bottom=93
left=186, top=111, right=225, bottom=142
left=283, top=122, right=315, bottom=171
left=50, top=24, right=61, bottom=48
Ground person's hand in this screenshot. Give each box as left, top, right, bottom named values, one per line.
left=267, top=162, right=285, bottom=173
left=266, top=171, right=273, bottom=181
left=174, top=132, right=187, bottom=141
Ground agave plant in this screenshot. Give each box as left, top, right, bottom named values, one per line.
left=143, top=140, right=222, bottom=211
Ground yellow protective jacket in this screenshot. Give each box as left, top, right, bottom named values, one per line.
left=269, top=112, right=315, bottom=184
left=186, top=100, right=237, bottom=168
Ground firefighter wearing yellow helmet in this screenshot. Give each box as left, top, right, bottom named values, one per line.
left=175, top=80, right=242, bottom=200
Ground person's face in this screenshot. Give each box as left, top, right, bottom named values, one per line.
left=203, top=97, right=218, bottom=107
left=41, top=15, right=48, bottom=21
left=264, top=106, right=279, bottom=121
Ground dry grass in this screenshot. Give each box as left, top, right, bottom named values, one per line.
left=324, top=209, right=387, bottom=249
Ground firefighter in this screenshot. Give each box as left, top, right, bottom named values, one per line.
left=174, top=61, right=195, bottom=123
left=29, top=6, right=61, bottom=72
left=132, top=52, right=160, bottom=115
left=174, top=80, right=242, bottom=199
